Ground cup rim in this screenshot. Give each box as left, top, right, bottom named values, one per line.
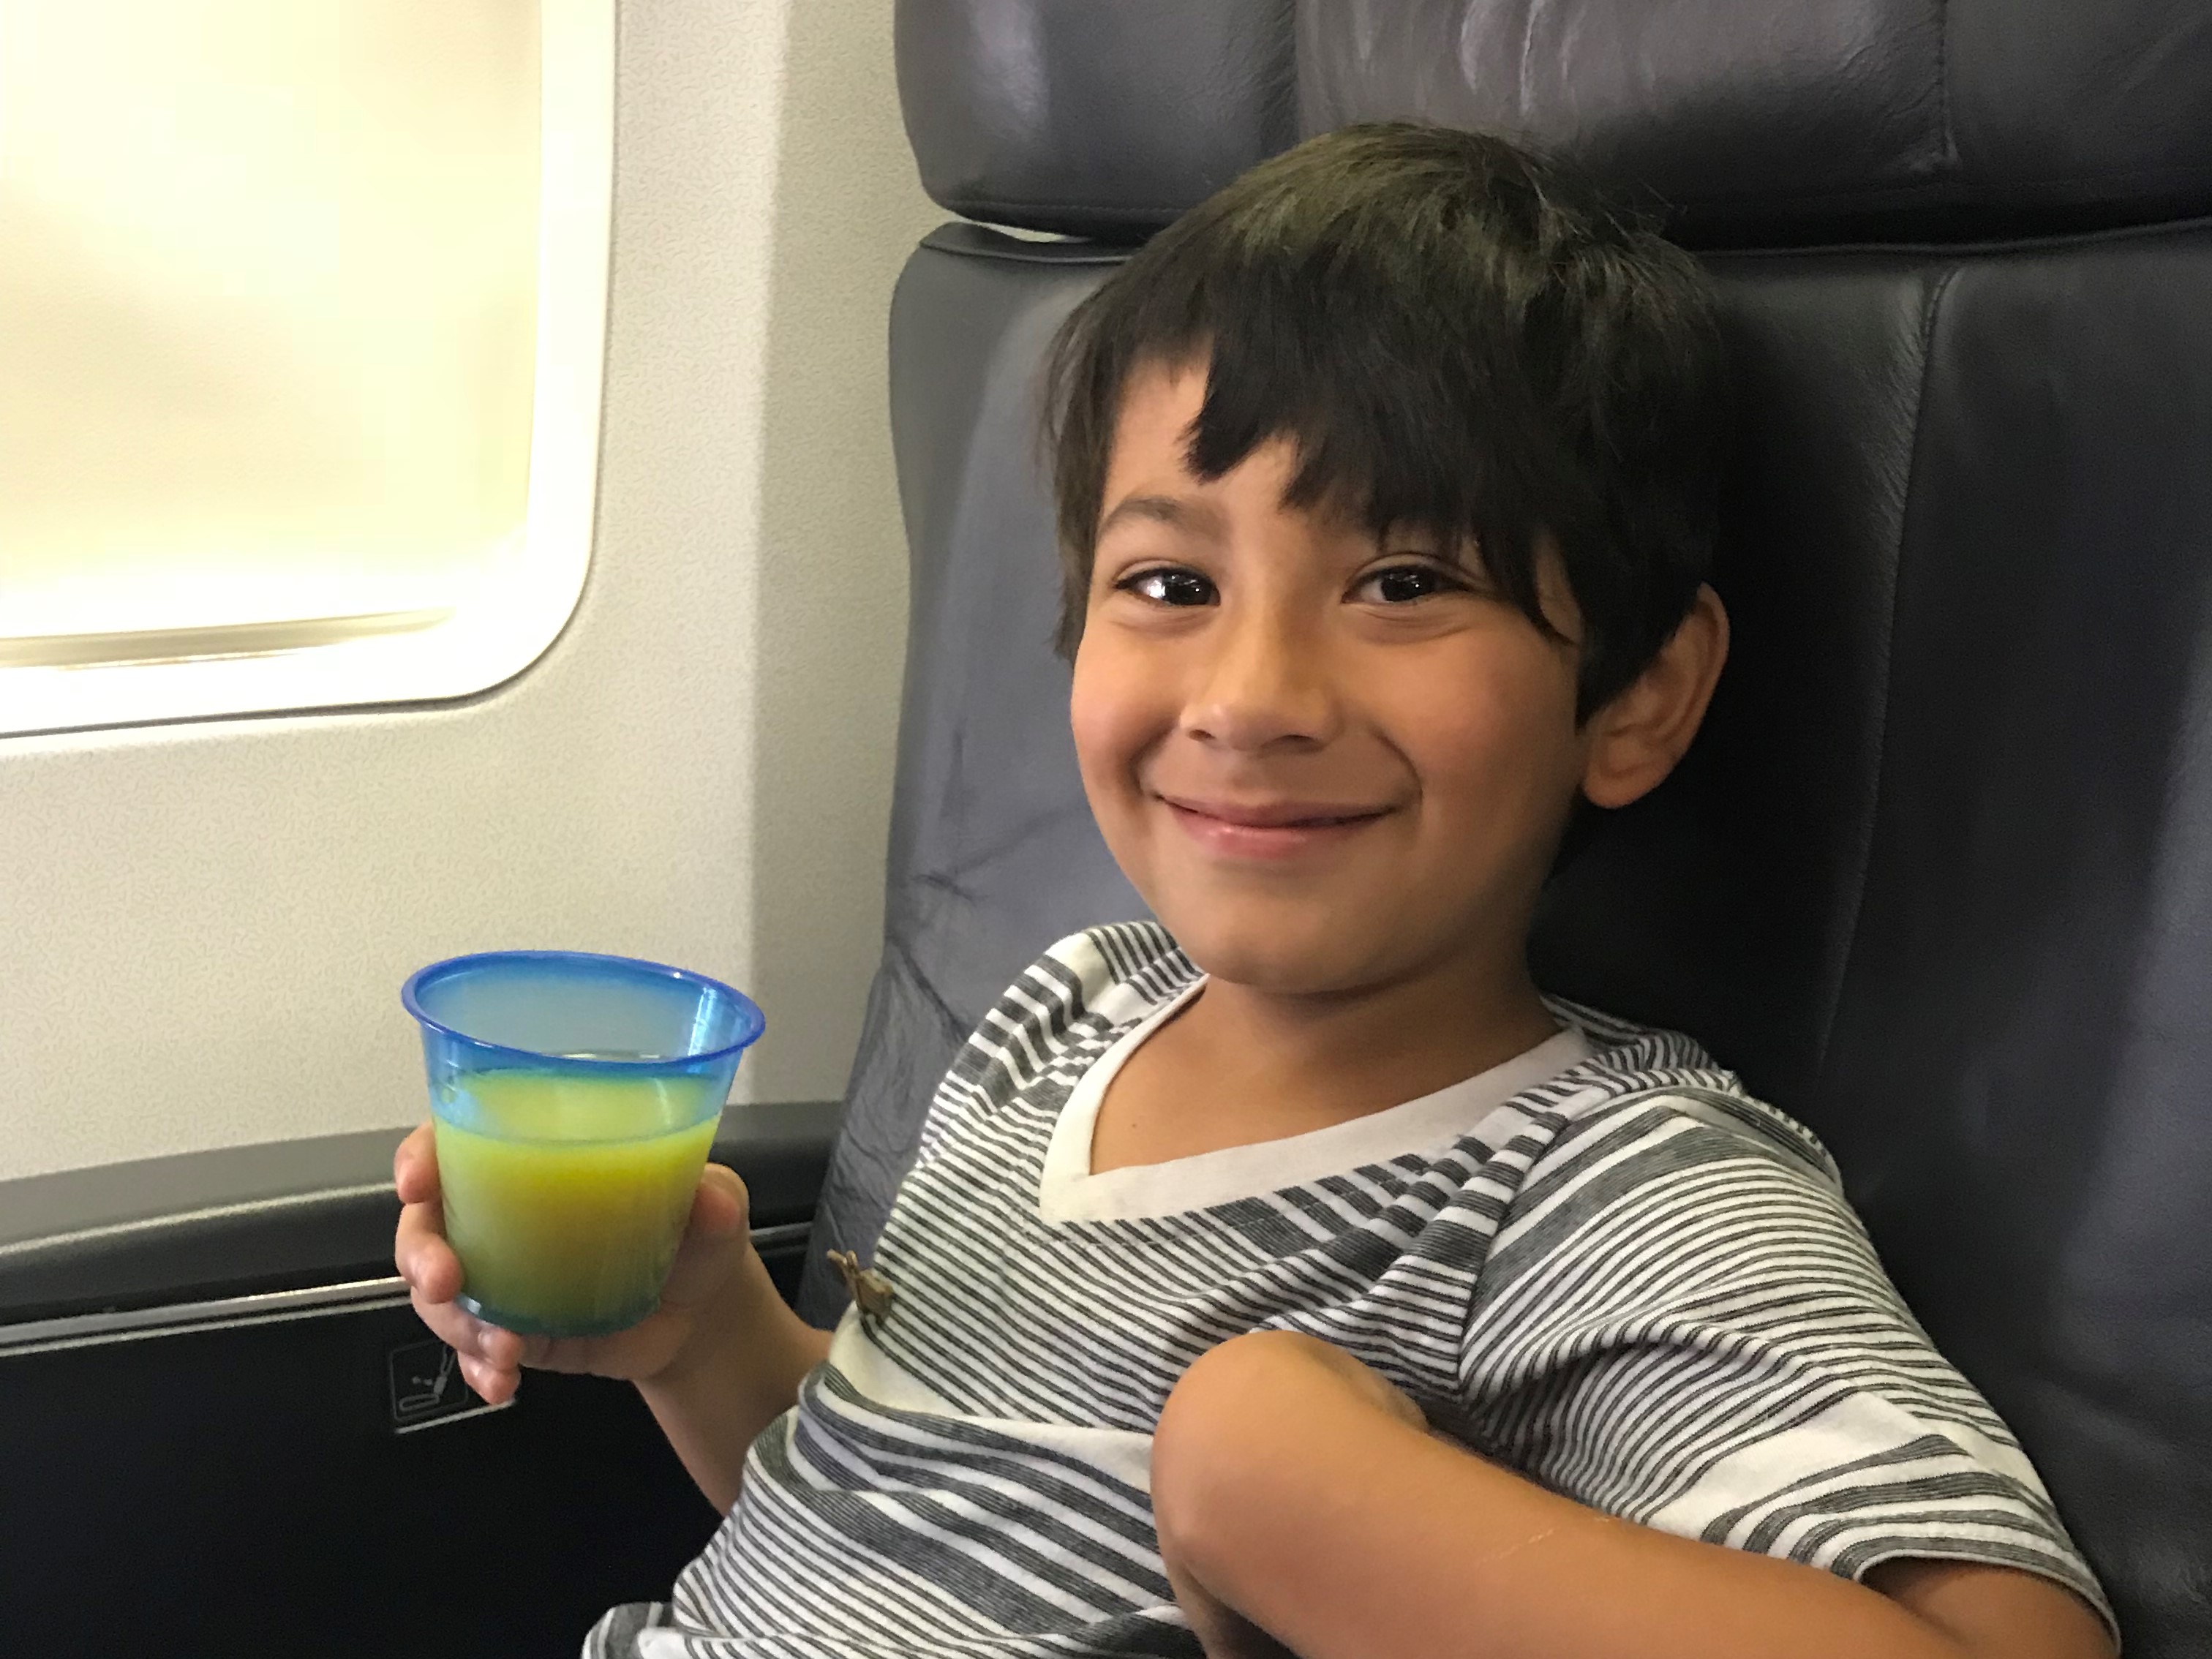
left=401, top=948, right=766, bottom=1069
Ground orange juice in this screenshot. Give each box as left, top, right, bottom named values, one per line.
left=434, top=1069, right=721, bottom=1335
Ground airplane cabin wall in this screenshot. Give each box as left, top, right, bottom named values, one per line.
left=0, top=0, right=944, bottom=1181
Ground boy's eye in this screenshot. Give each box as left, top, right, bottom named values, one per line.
left=1354, top=563, right=1460, bottom=605
left=1117, top=567, right=1216, bottom=607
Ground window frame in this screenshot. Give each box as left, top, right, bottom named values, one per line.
left=0, top=0, right=614, bottom=738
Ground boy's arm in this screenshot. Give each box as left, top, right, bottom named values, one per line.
left=1151, top=1332, right=2115, bottom=1659
left=635, top=1244, right=832, bottom=1515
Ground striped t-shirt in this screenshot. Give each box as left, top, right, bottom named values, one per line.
left=588, top=922, right=2110, bottom=1656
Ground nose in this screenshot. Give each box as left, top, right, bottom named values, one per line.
left=1181, top=594, right=1340, bottom=753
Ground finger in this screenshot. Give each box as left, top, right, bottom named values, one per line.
left=392, top=1123, right=440, bottom=1205
left=456, top=1351, right=519, bottom=1406
left=511, top=1330, right=629, bottom=1380
left=406, top=1283, right=527, bottom=1370
left=394, top=1199, right=461, bottom=1301
left=407, top=1283, right=490, bottom=1353
left=394, top=1216, right=527, bottom=1372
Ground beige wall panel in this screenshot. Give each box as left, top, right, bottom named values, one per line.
left=0, top=0, right=941, bottom=1178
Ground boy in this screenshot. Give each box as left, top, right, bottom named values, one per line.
left=395, top=125, right=2117, bottom=1658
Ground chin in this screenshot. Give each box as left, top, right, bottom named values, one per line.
left=1158, top=899, right=1401, bottom=997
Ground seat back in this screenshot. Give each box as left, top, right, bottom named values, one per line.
left=807, top=7, right=2212, bottom=1649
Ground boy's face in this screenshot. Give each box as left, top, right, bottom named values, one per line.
left=1070, top=361, right=1595, bottom=998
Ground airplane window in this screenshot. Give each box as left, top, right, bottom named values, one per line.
left=0, top=0, right=611, bottom=735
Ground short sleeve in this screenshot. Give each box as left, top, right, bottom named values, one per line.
left=1459, top=1099, right=2115, bottom=1636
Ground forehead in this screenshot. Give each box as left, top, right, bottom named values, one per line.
left=1099, top=358, right=1350, bottom=531
left=1102, top=358, right=1211, bottom=484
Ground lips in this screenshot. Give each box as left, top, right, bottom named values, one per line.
left=1155, top=793, right=1393, bottom=859
left=1159, top=796, right=1386, bottom=828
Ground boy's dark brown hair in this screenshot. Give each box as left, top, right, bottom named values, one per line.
left=1044, top=122, right=1727, bottom=721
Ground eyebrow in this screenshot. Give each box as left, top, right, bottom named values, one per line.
left=1096, top=492, right=1222, bottom=541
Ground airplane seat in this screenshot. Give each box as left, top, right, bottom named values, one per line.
left=805, top=3, right=2212, bottom=1651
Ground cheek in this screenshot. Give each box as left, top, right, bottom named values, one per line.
left=1382, top=651, right=1581, bottom=830
left=1069, top=635, right=1167, bottom=811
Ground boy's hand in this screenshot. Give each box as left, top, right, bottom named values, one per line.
left=391, top=1122, right=754, bottom=1404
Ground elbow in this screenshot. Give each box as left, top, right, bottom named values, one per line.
left=1151, top=1334, right=1307, bottom=1586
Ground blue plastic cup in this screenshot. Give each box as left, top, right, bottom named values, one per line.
left=402, top=950, right=765, bottom=1337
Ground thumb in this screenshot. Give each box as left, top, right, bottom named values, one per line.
left=691, top=1162, right=749, bottom=1238
left=658, top=1164, right=750, bottom=1312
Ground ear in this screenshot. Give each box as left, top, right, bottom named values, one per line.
left=1581, top=584, right=1730, bottom=809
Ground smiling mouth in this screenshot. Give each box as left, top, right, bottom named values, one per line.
left=1154, top=794, right=1393, bottom=854
left=1160, top=797, right=1388, bottom=827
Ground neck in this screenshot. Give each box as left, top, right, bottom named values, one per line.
left=1171, top=945, right=1562, bottom=1135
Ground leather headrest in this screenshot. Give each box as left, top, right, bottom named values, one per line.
left=897, top=0, right=2212, bottom=246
